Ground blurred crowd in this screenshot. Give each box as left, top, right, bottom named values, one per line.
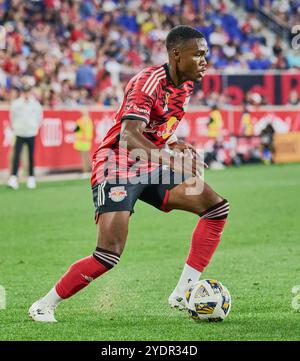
left=240, top=0, right=300, bottom=27
left=190, top=88, right=300, bottom=108
left=0, top=0, right=299, bottom=108
left=203, top=123, right=276, bottom=169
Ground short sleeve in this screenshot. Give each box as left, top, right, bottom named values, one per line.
left=121, top=71, right=157, bottom=125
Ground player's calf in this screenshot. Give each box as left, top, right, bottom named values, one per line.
left=55, top=247, right=120, bottom=299
left=187, top=198, right=230, bottom=272
left=169, top=198, right=230, bottom=310
left=29, top=247, right=120, bottom=322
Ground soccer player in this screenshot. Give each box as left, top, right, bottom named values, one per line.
left=29, top=25, right=230, bottom=322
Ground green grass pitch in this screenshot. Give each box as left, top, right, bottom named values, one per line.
left=0, top=164, right=300, bottom=341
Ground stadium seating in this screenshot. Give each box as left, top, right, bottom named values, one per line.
left=0, top=0, right=299, bottom=108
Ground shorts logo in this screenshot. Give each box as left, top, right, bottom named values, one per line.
left=109, top=186, right=127, bottom=202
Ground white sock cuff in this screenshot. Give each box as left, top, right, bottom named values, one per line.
left=42, top=287, right=63, bottom=306
left=183, top=263, right=202, bottom=279
left=176, top=263, right=201, bottom=294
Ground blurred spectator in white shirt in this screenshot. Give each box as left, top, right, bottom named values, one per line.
left=7, top=86, right=43, bottom=190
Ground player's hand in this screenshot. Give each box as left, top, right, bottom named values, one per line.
left=168, top=139, right=195, bottom=153
left=170, top=150, right=207, bottom=177
left=169, top=140, right=208, bottom=174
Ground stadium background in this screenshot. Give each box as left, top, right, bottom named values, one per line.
left=0, top=0, right=300, bottom=173
left=0, top=0, right=300, bottom=341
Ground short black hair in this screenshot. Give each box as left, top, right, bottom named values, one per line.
left=166, top=25, right=204, bottom=51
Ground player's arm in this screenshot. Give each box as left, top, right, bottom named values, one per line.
left=119, top=73, right=186, bottom=172
left=120, top=118, right=174, bottom=163
left=120, top=119, right=200, bottom=175
left=120, top=72, right=201, bottom=175
left=120, top=118, right=154, bottom=151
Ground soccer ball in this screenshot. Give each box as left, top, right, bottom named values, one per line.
left=185, top=279, right=231, bottom=322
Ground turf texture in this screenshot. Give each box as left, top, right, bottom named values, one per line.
left=0, top=164, right=299, bottom=341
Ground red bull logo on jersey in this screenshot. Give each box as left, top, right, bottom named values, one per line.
left=109, top=186, right=127, bottom=202
left=145, top=116, right=179, bottom=140
left=162, top=116, right=178, bottom=139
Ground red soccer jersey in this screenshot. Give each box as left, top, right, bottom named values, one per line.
left=91, top=63, right=194, bottom=185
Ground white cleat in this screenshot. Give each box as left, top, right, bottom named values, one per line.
left=28, top=300, right=57, bottom=323
left=168, top=291, right=186, bottom=310
left=7, top=175, right=19, bottom=190
left=27, top=176, right=36, bottom=189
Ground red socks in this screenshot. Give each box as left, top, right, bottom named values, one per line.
left=55, top=248, right=120, bottom=299
left=54, top=200, right=229, bottom=300
left=186, top=199, right=229, bottom=272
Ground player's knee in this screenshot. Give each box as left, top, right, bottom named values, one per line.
left=93, top=247, right=120, bottom=270
left=98, top=236, right=125, bottom=254
left=96, top=227, right=127, bottom=253
left=201, top=197, right=230, bottom=220
left=199, top=189, right=223, bottom=214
